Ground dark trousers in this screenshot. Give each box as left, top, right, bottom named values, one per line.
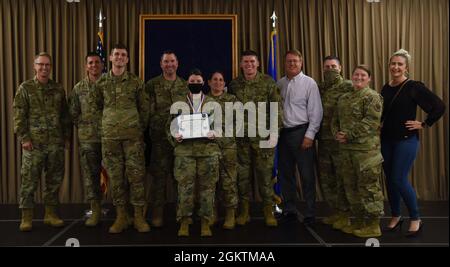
left=381, top=135, right=420, bottom=219
left=278, top=125, right=316, bottom=218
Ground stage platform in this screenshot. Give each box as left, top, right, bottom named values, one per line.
left=0, top=201, right=447, bottom=247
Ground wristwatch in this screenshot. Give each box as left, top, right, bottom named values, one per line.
left=421, top=121, right=428, bottom=128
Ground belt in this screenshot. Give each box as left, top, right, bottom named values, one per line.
left=281, top=123, right=309, bottom=133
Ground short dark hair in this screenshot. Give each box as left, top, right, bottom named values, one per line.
left=323, top=55, right=341, bottom=65
left=353, top=65, right=371, bottom=77
left=241, top=50, right=259, bottom=59
left=161, top=50, right=178, bottom=61
left=189, top=68, right=203, bottom=77
left=85, top=51, right=101, bottom=62
left=208, top=70, right=225, bottom=81
left=110, top=43, right=128, bottom=54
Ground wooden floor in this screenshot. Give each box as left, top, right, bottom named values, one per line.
left=0, top=201, right=447, bottom=247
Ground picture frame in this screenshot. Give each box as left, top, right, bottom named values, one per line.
left=139, top=14, right=238, bottom=84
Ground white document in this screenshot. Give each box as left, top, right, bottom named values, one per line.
left=177, top=113, right=210, bottom=139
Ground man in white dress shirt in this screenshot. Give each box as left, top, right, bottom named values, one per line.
left=277, top=49, right=323, bottom=225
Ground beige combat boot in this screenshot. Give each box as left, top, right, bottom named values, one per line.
left=201, top=218, right=212, bottom=237
left=263, top=205, right=278, bottom=227
left=44, top=206, right=64, bottom=227
left=322, top=210, right=340, bottom=225
left=332, top=212, right=350, bottom=230
left=341, top=217, right=364, bottom=234
left=236, top=200, right=250, bottom=225
left=353, top=217, right=382, bottom=238
left=19, top=208, right=33, bottom=232
left=223, top=208, right=236, bottom=230
left=178, top=217, right=192, bottom=237
left=85, top=200, right=101, bottom=227
left=151, top=206, right=164, bottom=227
left=134, top=206, right=150, bottom=232
left=109, top=205, right=129, bottom=234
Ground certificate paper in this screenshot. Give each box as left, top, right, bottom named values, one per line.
left=177, top=113, right=210, bottom=139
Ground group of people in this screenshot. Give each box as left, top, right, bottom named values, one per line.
left=13, top=45, right=445, bottom=239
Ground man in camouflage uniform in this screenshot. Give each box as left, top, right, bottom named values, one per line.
left=13, top=52, right=72, bottom=231
left=145, top=51, right=187, bottom=227
left=96, top=44, right=150, bottom=234
left=170, top=69, right=221, bottom=237
left=68, top=52, right=104, bottom=227
left=208, top=71, right=238, bottom=230
left=317, top=56, right=353, bottom=228
left=228, top=50, right=282, bottom=227
left=331, top=65, right=385, bottom=238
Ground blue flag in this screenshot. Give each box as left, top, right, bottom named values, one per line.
left=96, top=30, right=107, bottom=73
left=268, top=28, right=282, bottom=202
left=268, top=29, right=277, bottom=80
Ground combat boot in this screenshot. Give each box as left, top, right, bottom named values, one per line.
left=85, top=200, right=101, bottom=227
left=353, top=218, right=382, bottom=238
left=178, top=217, right=191, bottom=237
left=236, top=200, right=250, bottom=225
left=332, top=212, right=349, bottom=230
left=322, top=211, right=340, bottom=225
left=134, top=206, right=150, bottom=232
left=263, top=205, right=278, bottom=227
left=19, top=208, right=33, bottom=232
left=223, top=208, right=236, bottom=229
left=44, top=206, right=64, bottom=227
left=341, top=217, right=364, bottom=234
left=201, top=218, right=212, bottom=237
left=151, top=206, right=164, bottom=227
left=109, top=205, right=129, bottom=234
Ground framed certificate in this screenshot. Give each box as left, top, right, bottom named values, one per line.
left=177, top=113, right=210, bottom=139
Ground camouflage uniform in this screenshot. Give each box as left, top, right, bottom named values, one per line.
left=209, top=92, right=238, bottom=209
left=68, top=77, right=102, bottom=202
left=317, top=74, right=352, bottom=213
left=170, top=94, right=221, bottom=222
left=331, top=85, right=385, bottom=218
left=96, top=71, right=149, bottom=207
left=146, top=75, right=187, bottom=209
left=13, top=77, right=71, bottom=208
left=228, top=72, right=282, bottom=205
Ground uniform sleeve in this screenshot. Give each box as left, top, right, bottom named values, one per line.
left=137, top=80, right=150, bottom=131
left=60, top=88, right=73, bottom=141
left=268, top=81, right=283, bottom=136
left=145, top=80, right=156, bottom=128
left=346, top=93, right=382, bottom=141
left=411, top=82, right=446, bottom=127
left=13, top=85, right=31, bottom=143
left=330, top=103, right=340, bottom=138
left=68, top=86, right=81, bottom=126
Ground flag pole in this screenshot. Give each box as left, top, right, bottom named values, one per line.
left=269, top=10, right=283, bottom=216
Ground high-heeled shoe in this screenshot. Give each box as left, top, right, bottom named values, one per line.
left=405, top=220, right=424, bottom=237
left=383, top=216, right=404, bottom=232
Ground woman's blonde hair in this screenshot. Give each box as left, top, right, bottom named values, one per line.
left=390, top=48, right=411, bottom=67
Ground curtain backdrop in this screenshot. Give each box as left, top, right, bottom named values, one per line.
left=1, top=0, right=448, bottom=203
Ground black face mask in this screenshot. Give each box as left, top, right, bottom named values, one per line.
left=188, top=83, right=203, bottom=94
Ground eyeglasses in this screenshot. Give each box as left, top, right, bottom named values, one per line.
left=34, top=62, right=51, bottom=67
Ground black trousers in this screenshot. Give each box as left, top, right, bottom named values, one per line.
left=278, top=125, right=316, bottom=218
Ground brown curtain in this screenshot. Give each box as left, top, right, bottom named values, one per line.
left=0, top=0, right=448, bottom=203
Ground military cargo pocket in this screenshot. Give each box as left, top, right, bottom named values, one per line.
left=357, top=151, right=383, bottom=172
